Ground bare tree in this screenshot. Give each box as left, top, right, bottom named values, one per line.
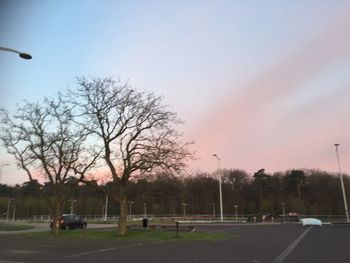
left=0, top=95, right=97, bottom=233
left=71, top=77, right=193, bottom=235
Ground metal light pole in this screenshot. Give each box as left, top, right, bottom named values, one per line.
left=104, top=195, right=109, bottom=221
left=282, top=202, right=286, bottom=222
left=12, top=205, right=16, bottom=221
left=213, top=154, right=224, bottom=222
left=143, top=203, right=147, bottom=218
left=128, top=201, right=134, bottom=221
left=69, top=199, right=77, bottom=214
left=234, top=205, right=238, bottom=223
left=6, top=198, right=14, bottom=222
left=0, top=47, right=32, bottom=59
left=334, top=144, right=350, bottom=223
left=212, top=202, right=216, bottom=219
left=181, top=203, right=187, bottom=218
left=0, top=163, right=10, bottom=183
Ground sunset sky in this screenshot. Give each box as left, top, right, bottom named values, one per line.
left=1, top=0, right=350, bottom=185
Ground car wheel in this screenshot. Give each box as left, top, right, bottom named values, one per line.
left=64, top=225, right=69, bottom=230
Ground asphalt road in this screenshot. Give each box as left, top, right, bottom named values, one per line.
left=0, top=223, right=118, bottom=235
left=0, top=223, right=349, bottom=263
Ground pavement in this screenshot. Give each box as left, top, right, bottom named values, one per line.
left=0, top=223, right=350, bottom=262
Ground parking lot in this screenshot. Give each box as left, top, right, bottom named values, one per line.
left=0, top=223, right=349, bottom=263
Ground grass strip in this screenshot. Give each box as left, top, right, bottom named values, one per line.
left=0, top=223, right=35, bottom=231
left=22, top=228, right=233, bottom=241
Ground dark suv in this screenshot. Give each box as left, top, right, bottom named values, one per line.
left=50, top=214, right=87, bottom=230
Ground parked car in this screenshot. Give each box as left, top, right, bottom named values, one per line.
left=50, top=214, right=87, bottom=230
left=301, top=218, right=322, bottom=226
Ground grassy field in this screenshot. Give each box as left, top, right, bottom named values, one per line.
left=0, top=222, right=35, bottom=231
left=22, top=227, right=233, bottom=241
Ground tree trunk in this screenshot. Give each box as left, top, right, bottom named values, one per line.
left=52, top=201, right=63, bottom=235
left=118, top=187, right=128, bottom=236
left=297, top=184, right=301, bottom=199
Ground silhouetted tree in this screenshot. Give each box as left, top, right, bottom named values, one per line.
left=70, top=77, right=193, bottom=235
left=0, top=95, right=97, bottom=233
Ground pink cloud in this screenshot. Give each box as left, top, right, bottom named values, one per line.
left=188, top=6, right=350, bottom=175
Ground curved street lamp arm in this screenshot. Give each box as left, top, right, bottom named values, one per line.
left=0, top=46, right=32, bottom=59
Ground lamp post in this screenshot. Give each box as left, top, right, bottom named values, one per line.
left=0, top=163, right=10, bottom=183
left=234, top=205, right=238, bottom=223
left=181, top=203, right=187, bottom=218
left=12, top=205, right=16, bottom=221
left=0, top=47, right=32, bottom=59
left=128, top=201, right=134, bottom=221
left=69, top=199, right=77, bottom=214
left=334, top=144, right=350, bottom=223
left=213, top=154, right=224, bottom=222
left=104, top=195, right=109, bottom=221
left=282, top=202, right=286, bottom=222
left=212, top=202, right=216, bottom=220
left=143, top=203, right=147, bottom=218
left=6, top=198, right=14, bottom=222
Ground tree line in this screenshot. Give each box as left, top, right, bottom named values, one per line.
left=1, top=168, right=349, bottom=219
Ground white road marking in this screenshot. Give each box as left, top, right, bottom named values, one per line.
left=67, top=243, right=143, bottom=258
left=271, top=227, right=312, bottom=263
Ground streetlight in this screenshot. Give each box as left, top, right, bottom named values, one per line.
left=69, top=199, right=77, bottom=214
left=213, top=154, right=224, bottom=222
left=143, top=203, right=147, bottom=218
left=282, top=202, right=286, bottom=222
left=0, top=46, right=32, bottom=59
left=6, top=198, right=14, bottom=222
left=212, top=202, right=216, bottom=220
left=181, top=203, right=187, bottom=218
left=104, top=195, right=109, bottom=221
left=128, top=201, right=134, bottom=221
left=334, top=144, right=350, bottom=223
left=12, top=205, right=16, bottom=221
left=234, top=205, right=238, bottom=223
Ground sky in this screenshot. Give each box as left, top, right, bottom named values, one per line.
left=1, top=0, right=350, bottom=185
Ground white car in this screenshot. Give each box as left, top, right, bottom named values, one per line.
left=301, top=218, right=322, bottom=226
